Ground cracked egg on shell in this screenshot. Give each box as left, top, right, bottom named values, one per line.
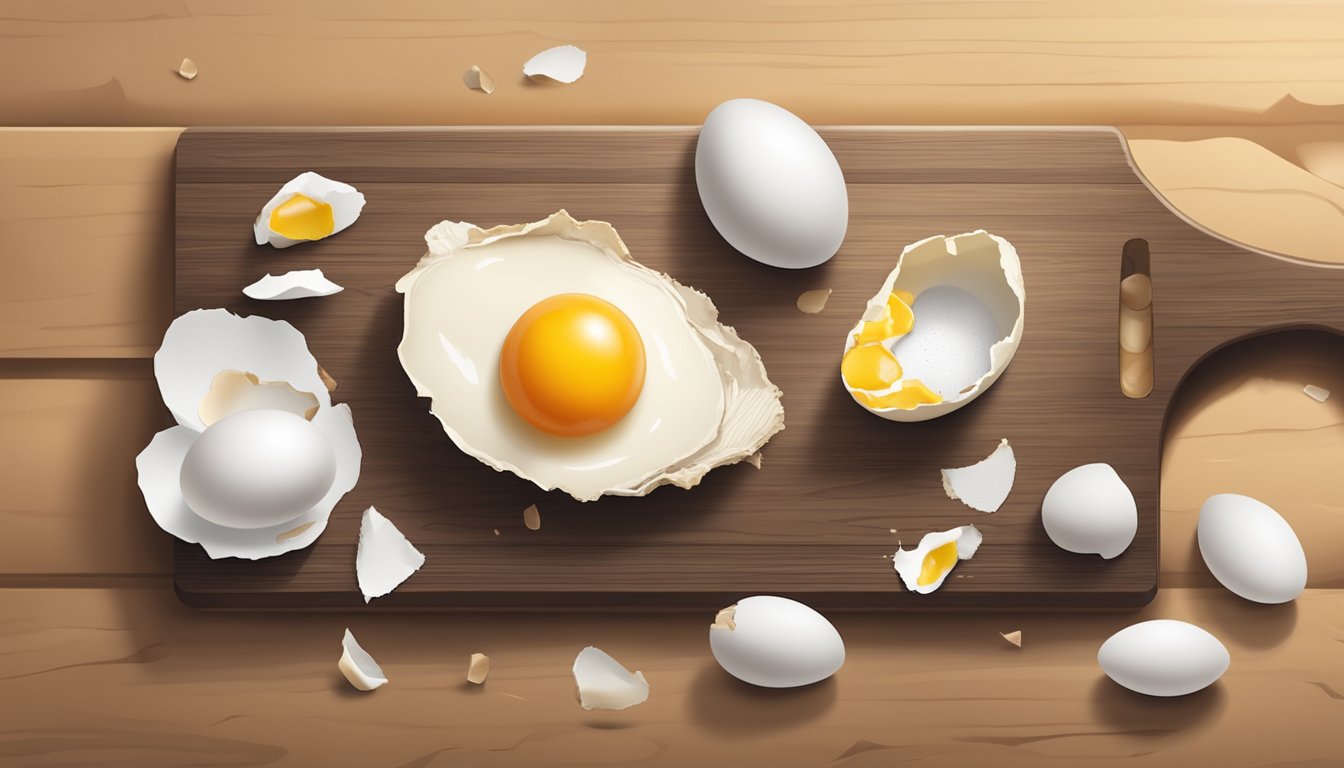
left=253, top=172, right=365, bottom=249
left=395, top=210, right=784, bottom=502
left=841, top=231, right=1025, bottom=421
left=893, top=525, right=982, bottom=594
left=135, top=309, right=362, bottom=559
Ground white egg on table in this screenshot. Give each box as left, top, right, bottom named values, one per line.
left=709, top=596, right=845, bottom=688
left=179, top=408, right=337, bottom=529
left=1041, top=463, right=1137, bottom=559
left=1198, top=493, right=1307, bottom=604
left=695, top=98, right=848, bottom=269
left=1098, top=619, right=1229, bottom=697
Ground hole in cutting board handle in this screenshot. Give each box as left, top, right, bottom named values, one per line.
left=1119, top=239, right=1154, bottom=398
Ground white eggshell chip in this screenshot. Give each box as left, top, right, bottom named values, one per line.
left=356, top=506, right=426, bottom=603
left=253, top=171, right=365, bottom=249
left=179, top=409, right=337, bottom=529
left=695, top=98, right=848, bottom=269
left=709, top=596, right=845, bottom=688
left=841, top=231, right=1025, bottom=421
left=1198, top=493, right=1307, bottom=604
left=941, top=438, right=1016, bottom=513
left=243, top=269, right=344, bottom=301
left=338, top=629, right=388, bottom=691
left=136, top=309, right=362, bottom=560
left=1042, top=463, right=1137, bottom=559
left=395, top=210, right=784, bottom=502
left=1098, top=620, right=1229, bottom=697
left=893, top=525, right=982, bottom=594
left=572, top=647, right=648, bottom=711
left=523, top=44, right=587, bottom=83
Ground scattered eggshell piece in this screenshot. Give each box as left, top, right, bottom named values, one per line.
left=796, top=288, right=832, bottom=314
left=523, top=44, right=587, bottom=83
left=198, top=369, right=320, bottom=428
left=243, top=269, right=344, bottom=301
left=941, top=438, right=1016, bottom=513
left=467, top=652, right=490, bottom=684
left=1303, top=384, right=1330, bottom=402
left=463, top=65, right=496, bottom=94
left=178, top=58, right=198, bottom=80
left=492, top=528, right=501, bottom=536
left=1001, top=630, right=1022, bottom=648
left=356, top=506, right=426, bottom=603
left=338, top=629, right=388, bottom=691
left=523, top=504, right=541, bottom=531
left=573, top=647, right=648, bottom=711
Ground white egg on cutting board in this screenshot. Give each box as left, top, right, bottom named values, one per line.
left=1198, top=493, right=1307, bottom=604
left=1041, top=463, right=1137, bottom=559
left=695, top=98, right=848, bottom=269
left=709, top=596, right=845, bottom=688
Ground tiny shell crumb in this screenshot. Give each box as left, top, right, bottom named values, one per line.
left=889, top=528, right=898, bottom=535
left=463, top=65, right=496, bottom=94
left=178, top=58, right=198, bottom=80
left=493, top=528, right=501, bottom=536
left=796, top=288, right=832, bottom=314
left=523, top=504, right=541, bottom=531
left=746, top=452, right=763, bottom=469
left=1001, top=630, right=1022, bottom=648
left=467, top=652, right=490, bottom=684
left=1303, top=384, right=1331, bottom=402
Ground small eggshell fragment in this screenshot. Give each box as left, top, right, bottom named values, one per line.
left=1000, top=630, right=1022, bottom=648
left=467, top=652, right=490, bottom=685
left=941, top=438, right=1015, bottom=513
left=572, top=647, right=648, bottom=711
left=695, top=98, right=848, bottom=270
left=1098, top=620, right=1228, bottom=697
left=356, top=506, right=426, bottom=603
left=338, top=629, right=388, bottom=691
left=1041, top=463, right=1137, bottom=559
left=1198, top=493, right=1307, bottom=604
left=709, top=596, right=845, bottom=688
left=179, top=409, right=337, bottom=530
left=523, top=45, right=586, bottom=83
left=177, top=58, right=198, bottom=80
left=522, top=504, right=541, bottom=531
left=463, top=65, right=496, bottom=94
left=243, top=269, right=344, bottom=301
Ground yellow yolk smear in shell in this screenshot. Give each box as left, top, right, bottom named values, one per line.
left=854, top=290, right=915, bottom=346
left=499, top=293, right=646, bottom=437
left=854, top=380, right=943, bottom=410
left=918, top=540, right=960, bottom=587
left=269, top=193, right=335, bottom=241
left=841, top=343, right=902, bottom=391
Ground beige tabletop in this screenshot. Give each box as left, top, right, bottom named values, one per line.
left=1, top=2, right=1342, bottom=766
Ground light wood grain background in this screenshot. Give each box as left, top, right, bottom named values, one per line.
left=2, top=2, right=1343, bottom=765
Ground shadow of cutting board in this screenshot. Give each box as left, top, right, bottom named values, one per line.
left=172, top=127, right=1344, bottom=610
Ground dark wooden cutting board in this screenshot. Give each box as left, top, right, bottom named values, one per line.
left=172, top=127, right=1344, bottom=610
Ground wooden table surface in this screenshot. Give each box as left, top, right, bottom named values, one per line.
left=2, top=3, right=1342, bottom=765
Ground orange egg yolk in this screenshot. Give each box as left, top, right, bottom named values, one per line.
left=499, top=293, right=646, bottom=437
left=918, top=541, right=961, bottom=586
left=269, top=193, right=334, bottom=241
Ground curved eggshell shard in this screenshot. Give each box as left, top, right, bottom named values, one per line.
left=522, top=45, right=587, bottom=83
left=338, top=629, right=388, bottom=691
left=242, top=269, right=344, bottom=301
left=154, top=309, right=331, bottom=434
left=941, top=438, right=1016, bottom=513
left=572, top=647, right=649, bottom=711
left=356, top=506, right=426, bottom=603
left=841, top=230, right=1025, bottom=422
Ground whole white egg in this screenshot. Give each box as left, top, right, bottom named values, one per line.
left=695, top=99, right=849, bottom=269
left=180, top=409, right=337, bottom=529
left=1098, top=619, right=1229, bottom=697
left=1198, top=493, right=1307, bottom=604
left=1041, top=463, right=1137, bottom=559
left=709, top=595, right=845, bottom=688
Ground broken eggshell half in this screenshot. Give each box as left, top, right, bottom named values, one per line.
left=573, top=646, right=649, bottom=711
left=135, top=309, right=361, bottom=559
left=841, top=231, right=1025, bottom=421
left=395, top=210, right=784, bottom=502
left=253, top=172, right=365, bottom=249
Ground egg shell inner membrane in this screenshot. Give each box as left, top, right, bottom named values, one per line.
left=891, top=286, right=997, bottom=399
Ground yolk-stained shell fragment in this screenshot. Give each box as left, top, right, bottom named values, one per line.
left=841, top=231, right=1025, bottom=422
